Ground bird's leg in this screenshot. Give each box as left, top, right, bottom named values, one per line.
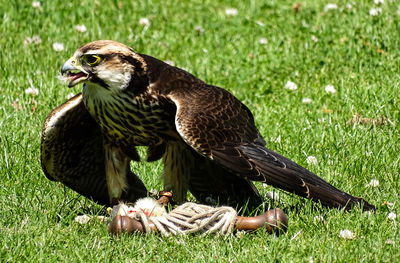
left=105, top=145, right=130, bottom=204
left=162, top=142, right=194, bottom=203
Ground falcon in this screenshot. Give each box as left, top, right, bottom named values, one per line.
left=41, top=40, right=374, bottom=211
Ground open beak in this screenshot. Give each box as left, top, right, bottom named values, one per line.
left=61, top=57, right=89, bottom=88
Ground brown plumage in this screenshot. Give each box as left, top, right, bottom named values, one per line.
left=41, top=40, right=374, bottom=211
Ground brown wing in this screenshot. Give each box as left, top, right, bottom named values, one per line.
left=141, top=55, right=263, bottom=207
left=188, top=148, right=263, bottom=210
left=41, top=94, right=147, bottom=206
left=166, top=84, right=375, bottom=211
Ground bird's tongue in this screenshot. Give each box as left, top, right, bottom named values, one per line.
left=70, top=72, right=87, bottom=81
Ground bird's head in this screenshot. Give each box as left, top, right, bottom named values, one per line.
left=60, top=40, right=148, bottom=92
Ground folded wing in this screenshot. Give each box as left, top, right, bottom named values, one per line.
left=168, top=84, right=375, bottom=211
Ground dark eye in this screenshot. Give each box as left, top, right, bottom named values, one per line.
left=82, top=55, right=101, bottom=65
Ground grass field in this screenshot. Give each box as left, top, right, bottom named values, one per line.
left=0, top=0, right=399, bottom=262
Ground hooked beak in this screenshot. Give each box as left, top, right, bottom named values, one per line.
left=61, top=57, right=89, bottom=88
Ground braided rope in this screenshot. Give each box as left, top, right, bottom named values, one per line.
left=135, top=202, right=238, bottom=236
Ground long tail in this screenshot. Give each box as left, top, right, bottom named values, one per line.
left=241, top=144, right=375, bottom=211
left=213, top=143, right=375, bottom=211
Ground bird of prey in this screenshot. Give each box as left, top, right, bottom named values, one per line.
left=41, top=40, right=374, bottom=211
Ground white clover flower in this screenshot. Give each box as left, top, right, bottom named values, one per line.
left=75, top=215, right=91, bottom=224
left=284, top=80, right=298, bottom=90
left=24, top=35, right=42, bottom=45
left=346, top=3, right=352, bottom=9
left=225, top=8, right=238, bottom=16
left=31, top=35, right=42, bottom=44
left=75, top=24, right=87, bottom=33
left=306, top=156, right=318, bottom=165
left=339, top=229, right=355, bottom=240
left=311, top=35, right=318, bottom=42
left=52, top=42, right=64, bottom=52
left=302, top=98, right=312, bottom=104
left=194, top=25, right=204, bottom=33
left=165, top=60, right=175, bottom=66
left=24, top=37, right=32, bottom=45
left=325, top=3, right=338, bottom=11
left=325, top=84, right=337, bottom=94
left=25, top=87, right=39, bottom=96
left=202, top=48, right=208, bottom=53
left=367, top=179, right=380, bottom=187
left=139, top=17, right=150, bottom=26
left=387, top=212, right=397, bottom=220
left=369, top=8, right=382, bottom=16
left=259, top=38, right=267, bottom=45
left=374, top=0, right=384, bottom=4
left=32, top=1, right=40, bottom=8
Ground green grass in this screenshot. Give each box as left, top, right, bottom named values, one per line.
left=1, top=0, right=399, bottom=262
